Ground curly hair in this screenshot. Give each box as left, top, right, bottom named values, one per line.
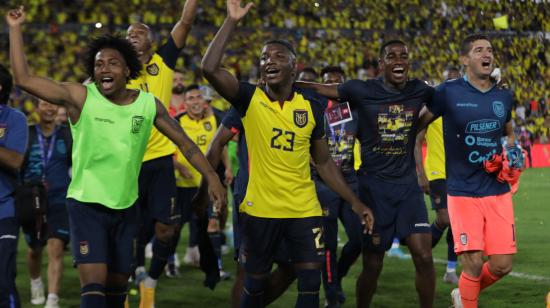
left=84, top=34, right=142, bottom=82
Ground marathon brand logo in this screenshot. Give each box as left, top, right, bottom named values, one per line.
left=456, top=102, right=478, bottom=108
left=131, top=116, right=144, bottom=133
left=146, top=63, right=159, bottom=76
left=493, top=101, right=505, bottom=118
left=79, top=241, right=89, bottom=255
left=294, top=110, right=308, bottom=128
left=465, top=119, right=500, bottom=134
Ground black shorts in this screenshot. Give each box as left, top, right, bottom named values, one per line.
left=177, top=187, right=197, bottom=224
left=239, top=214, right=324, bottom=274
left=428, top=179, right=448, bottom=210
left=137, top=156, right=178, bottom=225
left=23, top=203, right=70, bottom=249
left=67, top=198, right=138, bottom=275
left=358, top=175, right=430, bottom=253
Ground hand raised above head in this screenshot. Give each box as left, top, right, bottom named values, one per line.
left=226, top=0, right=254, bottom=22
left=6, top=6, right=26, bottom=27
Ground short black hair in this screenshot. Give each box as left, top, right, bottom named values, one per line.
left=379, top=39, right=406, bottom=57
left=461, top=34, right=492, bottom=56
left=264, top=39, right=296, bottom=56
left=184, top=84, right=200, bottom=94
left=320, top=66, right=346, bottom=79
left=300, top=67, right=318, bottom=76
left=0, top=64, right=13, bottom=105
left=85, top=34, right=142, bottom=82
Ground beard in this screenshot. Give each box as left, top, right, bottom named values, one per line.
left=172, top=84, right=185, bottom=95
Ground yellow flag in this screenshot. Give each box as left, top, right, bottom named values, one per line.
left=493, top=15, right=509, bottom=30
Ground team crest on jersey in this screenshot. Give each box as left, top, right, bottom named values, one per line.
left=293, top=110, right=308, bottom=128
left=131, top=116, right=144, bottom=133
left=0, top=127, right=5, bottom=139
left=203, top=121, right=212, bottom=131
left=146, top=63, right=159, bottom=76
left=493, top=101, right=505, bottom=118
left=79, top=241, right=89, bottom=255
left=460, top=233, right=468, bottom=245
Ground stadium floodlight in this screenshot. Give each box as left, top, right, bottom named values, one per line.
left=314, top=2, right=320, bottom=8
left=95, top=22, right=102, bottom=29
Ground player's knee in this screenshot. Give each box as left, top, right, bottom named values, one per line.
left=207, top=218, right=220, bottom=232
left=155, top=223, right=176, bottom=241
left=460, top=253, right=484, bottom=276
left=28, top=246, right=43, bottom=259
left=362, top=251, right=384, bottom=270
left=491, top=262, right=513, bottom=277
left=296, top=269, right=321, bottom=293
left=243, top=275, right=268, bottom=296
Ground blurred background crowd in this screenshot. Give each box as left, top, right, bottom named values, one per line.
left=1, top=0, right=548, bottom=142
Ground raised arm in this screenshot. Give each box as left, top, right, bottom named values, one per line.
left=171, top=0, right=198, bottom=48
left=201, top=0, right=254, bottom=101
left=153, top=99, right=226, bottom=205
left=7, top=7, right=85, bottom=109
left=294, top=81, right=340, bottom=99
left=311, top=139, right=374, bottom=234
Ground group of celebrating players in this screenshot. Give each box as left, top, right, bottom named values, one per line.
left=0, top=0, right=525, bottom=307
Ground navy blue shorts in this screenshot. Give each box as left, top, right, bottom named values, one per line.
left=67, top=198, right=138, bottom=274
left=428, top=179, right=448, bottom=210
left=137, top=156, right=178, bottom=225
left=239, top=214, right=324, bottom=274
left=177, top=187, right=197, bottom=224
left=23, top=203, right=70, bottom=249
left=358, top=175, right=430, bottom=253
left=0, top=217, right=20, bottom=308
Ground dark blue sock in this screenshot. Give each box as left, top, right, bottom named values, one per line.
left=296, top=269, right=321, bottom=308
left=446, top=228, right=457, bottom=262
left=149, top=238, right=174, bottom=280
left=81, top=283, right=105, bottom=308
left=105, top=285, right=127, bottom=308
left=430, top=222, right=445, bottom=247
left=240, top=275, right=267, bottom=308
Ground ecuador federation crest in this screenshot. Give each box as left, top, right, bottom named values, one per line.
left=79, top=241, right=89, bottom=255
left=0, top=127, right=5, bottom=139
left=131, top=116, right=144, bottom=134
left=493, top=101, right=505, bottom=118
left=146, top=63, right=159, bottom=76
left=293, top=110, right=308, bottom=128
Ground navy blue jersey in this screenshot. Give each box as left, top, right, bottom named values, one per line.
left=338, top=78, right=433, bottom=184
left=221, top=107, right=248, bottom=199
left=22, top=125, right=71, bottom=206
left=427, top=77, right=512, bottom=197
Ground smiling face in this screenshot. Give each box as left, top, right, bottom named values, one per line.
left=259, top=43, right=297, bottom=87
left=461, top=39, right=494, bottom=79
left=93, top=48, right=130, bottom=97
left=37, top=99, right=59, bottom=124
left=184, top=88, right=206, bottom=118
left=126, top=23, right=152, bottom=54
left=322, top=72, right=345, bottom=84
left=379, top=43, right=409, bottom=89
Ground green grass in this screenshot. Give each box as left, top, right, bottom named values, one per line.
left=15, top=168, right=550, bottom=307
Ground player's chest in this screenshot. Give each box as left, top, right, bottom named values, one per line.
left=447, top=98, right=509, bottom=133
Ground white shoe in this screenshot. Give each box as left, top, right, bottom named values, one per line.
left=451, top=288, right=463, bottom=308
left=44, top=294, right=60, bottom=308
left=30, top=280, right=45, bottom=305
left=183, top=246, right=200, bottom=267
left=444, top=271, right=459, bottom=285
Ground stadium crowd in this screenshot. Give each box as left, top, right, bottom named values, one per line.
left=1, top=0, right=549, bottom=142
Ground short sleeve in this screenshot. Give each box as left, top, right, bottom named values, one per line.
left=427, top=83, right=446, bottom=117
left=157, top=37, right=181, bottom=70
left=310, top=100, right=326, bottom=140
left=221, top=107, right=243, bottom=131
left=5, top=110, right=28, bottom=154
left=228, top=82, right=257, bottom=116
left=337, top=79, right=363, bottom=106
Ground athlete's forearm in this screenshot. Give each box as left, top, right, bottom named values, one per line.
left=317, top=160, right=360, bottom=205
left=9, top=24, right=31, bottom=86
left=171, top=0, right=198, bottom=48
left=201, top=18, right=237, bottom=76
left=183, top=145, right=218, bottom=183
left=294, top=81, right=340, bottom=99
left=0, top=147, right=24, bottom=171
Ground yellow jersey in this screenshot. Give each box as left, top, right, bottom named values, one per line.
left=231, top=83, right=325, bottom=218
left=424, top=117, right=446, bottom=180
left=174, top=112, right=220, bottom=188
left=128, top=38, right=180, bottom=161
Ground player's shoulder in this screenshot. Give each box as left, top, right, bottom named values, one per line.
left=295, top=86, right=328, bottom=110
left=3, top=106, right=27, bottom=123
left=175, top=111, right=188, bottom=122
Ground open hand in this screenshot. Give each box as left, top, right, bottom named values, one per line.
left=351, top=201, right=375, bottom=235
left=6, top=6, right=26, bottom=27
left=227, top=0, right=254, bottom=22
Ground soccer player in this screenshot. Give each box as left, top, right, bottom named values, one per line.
left=418, top=34, right=519, bottom=308
left=0, top=63, right=28, bottom=308
left=313, top=66, right=363, bottom=307
left=298, top=40, right=436, bottom=308
left=172, top=84, right=227, bottom=279
left=20, top=99, right=72, bottom=308
left=201, top=1, right=373, bottom=307
left=169, top=70, right=186, bottom=117
left=415, top=66, right=461, bottom=285
left=7, top=6, right=225, bottom=308
left=125, top=1, right=199, bottom=305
